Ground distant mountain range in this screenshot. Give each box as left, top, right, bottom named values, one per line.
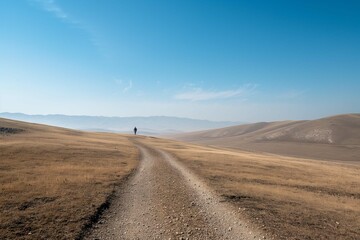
left=0, top=112, right=240, bottom=135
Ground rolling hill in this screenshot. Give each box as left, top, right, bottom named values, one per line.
left=0, top=117, right=138, bottom=239
left=169, top=114, right=360, bottom=163
left=2, top=117, right=360, bottom=239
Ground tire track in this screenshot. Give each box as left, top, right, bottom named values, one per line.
left=85, top=142, right=264, bottom=239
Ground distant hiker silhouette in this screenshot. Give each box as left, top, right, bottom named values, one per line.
left=134, top=127, right=137, bottom=135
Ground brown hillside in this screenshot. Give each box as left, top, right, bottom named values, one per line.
left=0, top=118, right=138, bottom=240
left=170, top=114, right=360, bottom=163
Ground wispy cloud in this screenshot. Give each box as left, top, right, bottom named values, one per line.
left=31, top=0, right=102, bottom=49
left=114, top=79, right=133, bottom=93
left=175, top=84, right=257, bottom=101
left=123, top=80, right=133, bottom=92
left=33, top=0, right=72, bottom=22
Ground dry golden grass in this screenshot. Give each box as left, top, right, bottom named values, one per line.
left=2, top=117, right=359, bottom=239
left=170, top=114, right=360, bottom=164
left=0, top=119, right=138, bottom=239
left=140, top=136, right=360, bottom=240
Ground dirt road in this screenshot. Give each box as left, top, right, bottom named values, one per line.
left=85, top=141, right=264, bottom=239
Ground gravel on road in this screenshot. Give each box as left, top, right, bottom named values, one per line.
left=84, top=142, right=264, bottom=240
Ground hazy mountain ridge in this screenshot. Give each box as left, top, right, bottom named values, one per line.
left=0, top=113, right=240, bottom=134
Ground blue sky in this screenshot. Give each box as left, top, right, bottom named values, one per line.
left=0, top=0, right=359, bottom=121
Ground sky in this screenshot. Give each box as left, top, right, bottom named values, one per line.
left=0, top=0, right=359, bottom=122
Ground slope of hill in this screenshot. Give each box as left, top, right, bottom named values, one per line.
left=169, top=114, right=360, bottom=163
left=0, top=117, right=138, bottom=239
left=2, top=117, right=359, bottom=239
left=0, top=112, right=239, bottom=134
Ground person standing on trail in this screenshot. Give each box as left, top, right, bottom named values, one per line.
left=134, top=127, right=137, bottom=135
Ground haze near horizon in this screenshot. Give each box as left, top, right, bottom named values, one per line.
left=1, top=0, right=359, bottom=121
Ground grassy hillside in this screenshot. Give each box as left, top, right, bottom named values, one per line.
left=0, top=118, right=138, bottom=239
left=141, top=136, right=360, bottom=240
left=170, top=114, right=360, bottom=163
left=2, top=116, right=359, bottom=239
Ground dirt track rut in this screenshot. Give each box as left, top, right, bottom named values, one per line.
left=85, top=141, right=263, bottom=239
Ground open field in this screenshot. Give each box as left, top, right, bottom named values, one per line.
left=140, top=136, right=360, bottom=239
left=1, top=117, right=360, bottom=239
left=0, top=118, right=138, bottom=239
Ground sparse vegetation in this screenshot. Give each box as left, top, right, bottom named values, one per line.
left=142, top=136, right=360, bottom=239
left=1, top=117, right=359, bottom=239
left=0, top=118, right=138, bottom=239
left=171, top=114, right=360, bottom=164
